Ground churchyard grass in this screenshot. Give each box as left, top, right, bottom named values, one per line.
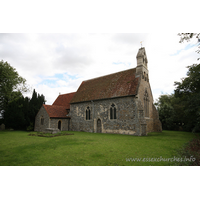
left=0, top=130, right=197, bottom=166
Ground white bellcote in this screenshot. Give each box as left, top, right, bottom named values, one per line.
left=136, top=47, right=149, bottom=81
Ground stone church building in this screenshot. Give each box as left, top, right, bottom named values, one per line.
left=34, top=47, right=162, bottom=136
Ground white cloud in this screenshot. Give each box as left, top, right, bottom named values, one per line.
left=0, top=33, right=199, bottom=105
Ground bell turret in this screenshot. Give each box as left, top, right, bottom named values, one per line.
left=136, top=47, right=149, bottom=82
left=136, top=47, right=148, bottom=69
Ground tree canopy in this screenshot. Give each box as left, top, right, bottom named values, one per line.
left=178, top=33, right=200, bottom=58
left=156, top=34, right=200, bottom=132
left=0, top=60, right=28, bottom=116
left=4, top=89, right=45, bottom=130
left=174, top=64, right=200, bottom=132
left=0, top=60, right=45, bottom=130
left=155, top=63, right=200, bottom=132
left=178, top=33, right=200, bottom=43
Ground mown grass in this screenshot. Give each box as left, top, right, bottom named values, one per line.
left=0, top=130, right=197, bottom=166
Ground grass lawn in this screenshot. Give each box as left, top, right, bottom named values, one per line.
left=0, top=130, right=197, bottom=166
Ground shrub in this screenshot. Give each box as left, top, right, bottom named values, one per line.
left=27, top=122, right=34, bottom=131
left=175, top=137, right=200, bottom=166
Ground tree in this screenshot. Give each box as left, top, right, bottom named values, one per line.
left=4, top=95, right=27, bottom=130
left=0, top=60, right=28, bottom=117
left=174, top=64, right=200, bottom=132
left=178, top=33, right=200, bottom=59
left=4, top=89, right=45, bottom=130
left=178, top=33, right=200, bottom=43
left=156, top=64, right=200, bottom=132
left=29, top=89, right=45, bottom=130
left=155, top=34, right=200, bottom=132
left=155, top=94, right=176, bottom=130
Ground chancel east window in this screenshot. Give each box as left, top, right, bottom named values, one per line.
left=110, top=103, right=117, bottom=119
left=86, top=106, right=91, bottom=120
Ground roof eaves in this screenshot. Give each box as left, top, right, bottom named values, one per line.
left=70, top=94, right=137, bottom=104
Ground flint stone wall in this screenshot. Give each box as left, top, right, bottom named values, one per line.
left=34, top=106, right=70, bottom=132
left=70, top=96, right=148, bottom=136
left=34, top=106, right=50, bottom=132
left=50, top=118, right=70, bottom=131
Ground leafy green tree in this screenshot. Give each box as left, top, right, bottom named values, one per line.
left=0, top=60, right=28, bottom=117
left=177, top=34, right=200, bottom=131
left=156, top=64, right=200, bottom=132
left=0, top=60, right=45, bottom=130
left=155, top=94, right=188, bottom=131
left=155, top=94, right=176, bottom=130
left=174, top=64, right=200, bottom=132
left=4, top=94, right=26, bottom=130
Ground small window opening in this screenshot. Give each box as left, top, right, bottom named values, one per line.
left=41, top=116, right=44, bottom=125
left=86, top=106, right=91, bottom=120
left=110, top=103, right=117, bottom=119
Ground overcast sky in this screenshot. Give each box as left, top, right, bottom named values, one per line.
left=0, top=33, right=199, bottom=104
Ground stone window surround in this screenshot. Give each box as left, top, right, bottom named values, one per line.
left=83, top=102, right=119, bottom=121
left=96, top=118, right=102, bottom=133
left=108, top=103, right=118, bottom=121
left=85, top=106, right=92, bottom=121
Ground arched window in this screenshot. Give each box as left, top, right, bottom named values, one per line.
left=41, top=116, right=44, bottom=125
left=110, top=103, right=117, bottom=119
left=86, top=106, right=91, bottom=120
left=144, top=90, right=149, bottom=117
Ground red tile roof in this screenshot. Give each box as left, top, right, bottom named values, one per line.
left=52, top=92, right=75, bottom=109
left=43, top=92, right=75, bottom=118
left=70, top=68, right=139, bottom=103
left=43, top=105, right=70, bottom=119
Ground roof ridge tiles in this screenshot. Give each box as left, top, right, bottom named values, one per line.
left=84, top=67, right=136, bottom=82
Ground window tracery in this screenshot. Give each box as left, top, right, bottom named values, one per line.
left=110, top=103, right=117, bottom=119
left=86, top=106, right=91, bottom=120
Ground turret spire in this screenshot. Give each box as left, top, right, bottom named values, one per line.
left=136, top=47, right=148, bottom=69
left=136, top=47, right=149, bottom=80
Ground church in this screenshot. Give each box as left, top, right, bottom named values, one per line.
left=34, top=47, right=162, bottom=136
